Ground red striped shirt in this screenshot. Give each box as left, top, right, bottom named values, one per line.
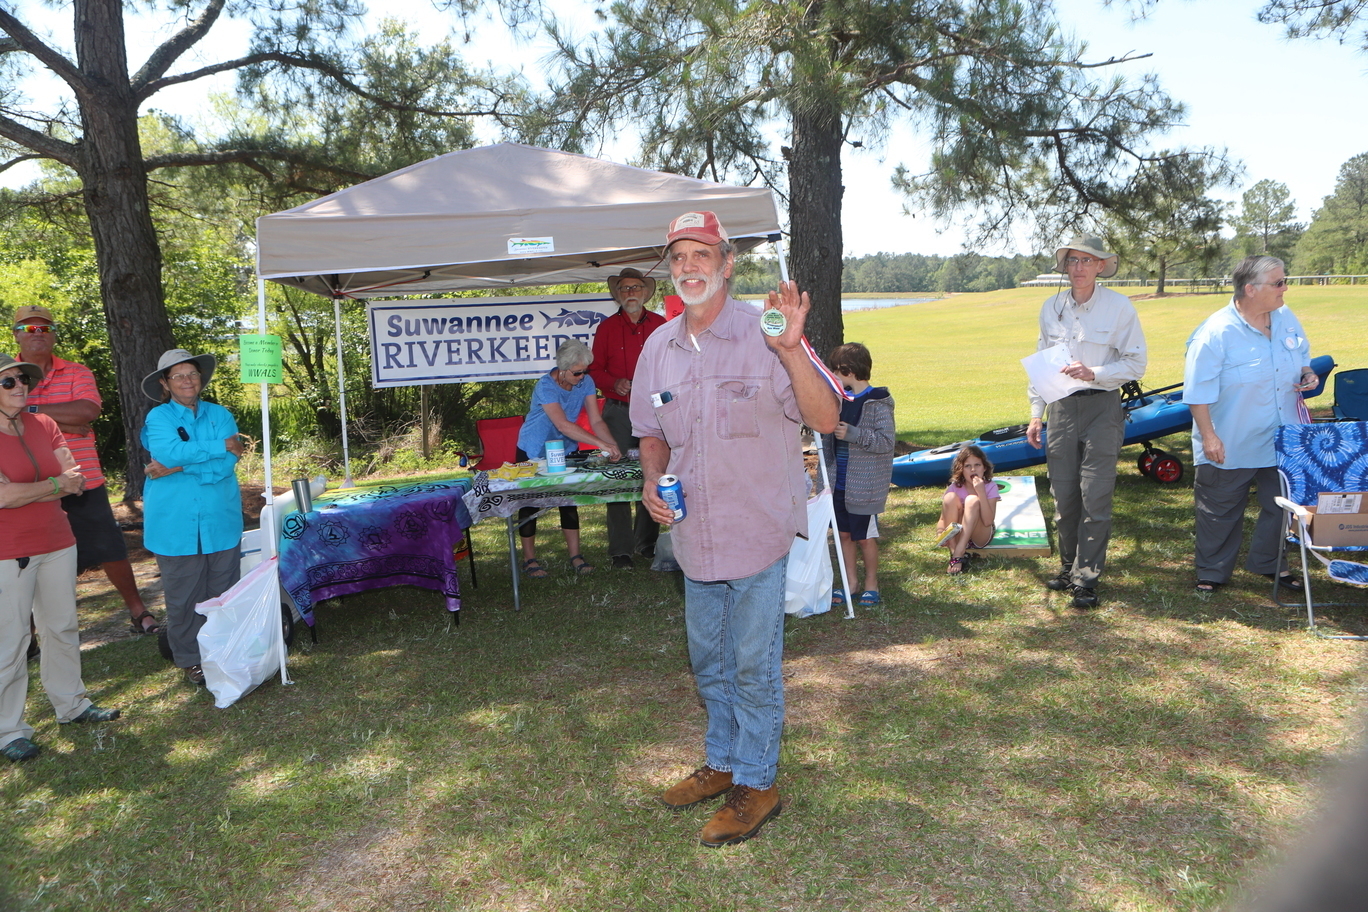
left=24, top=354, right=106, bottom=488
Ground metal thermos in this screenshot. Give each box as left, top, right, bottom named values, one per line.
left=291, top=477, right=314, bottom=514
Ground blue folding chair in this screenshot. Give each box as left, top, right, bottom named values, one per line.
left=1275, top=422, right=1368, bottom=639
left=1332, top=369, right=1368, bottom=421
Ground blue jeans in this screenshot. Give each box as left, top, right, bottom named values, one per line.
left=684, top=555, right=788, bottom=789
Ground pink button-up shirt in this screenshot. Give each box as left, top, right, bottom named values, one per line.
left=630, top=297, right=807, bottom=581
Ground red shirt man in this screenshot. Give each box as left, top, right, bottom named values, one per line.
left=13, top=305, right=157, bottom=635
left=589, top=268, right=666, bottom=567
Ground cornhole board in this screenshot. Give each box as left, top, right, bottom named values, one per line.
left=966, top=475, right=1051, bottom=557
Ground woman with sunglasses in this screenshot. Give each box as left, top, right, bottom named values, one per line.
left=513, top=339, right=621, bottom=577
left=139, top=349, right=244, bottom=686
left=0, top=353, right=120, bottom=763
left=1185, top=255, right=1318, bottom=595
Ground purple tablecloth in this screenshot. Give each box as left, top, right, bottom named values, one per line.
left=279, top=478, right=473, bottom=621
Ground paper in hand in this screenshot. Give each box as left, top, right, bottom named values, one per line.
left=1022, top=343, right=1090, bottom=405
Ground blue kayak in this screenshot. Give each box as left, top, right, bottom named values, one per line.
left=890, top=354, right=1337, bottom=489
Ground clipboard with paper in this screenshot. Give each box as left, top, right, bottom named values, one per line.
left=1022, top=343, right=1091, bottom=405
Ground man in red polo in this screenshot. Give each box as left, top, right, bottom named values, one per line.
left=13, top=305, right=158, bottom=636
left=590, top=268, right=666, bottom=569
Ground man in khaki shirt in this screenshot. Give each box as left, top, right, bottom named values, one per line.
left=1026, top=235, right=1147, bottom=609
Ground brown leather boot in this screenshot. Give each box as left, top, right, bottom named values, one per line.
left=699, top=784, right=782, bottom=846
left=660, top=766, right=733, bottom=809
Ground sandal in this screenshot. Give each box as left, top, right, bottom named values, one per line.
left=1264, top=572, right=1304, bottom=592
left=947, top=556, right=967, bottom=575
left=569, top=554, right=595, bottom=575
left=1195, top=580, right=1221, bottom=593
left=831, top=589, right=847, bottom=608
left=858, top=590, right=881, bottom=607
left=521, top=558, right=549, bottom=578
left=129, top=610, right=162, bottom=636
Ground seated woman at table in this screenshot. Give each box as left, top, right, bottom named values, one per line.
left=140, top=349, right=244, bottom=687
left=515, top=339, right=621, bottom=577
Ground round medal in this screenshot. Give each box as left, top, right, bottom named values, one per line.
left=760, top=308, right=787, bottom=337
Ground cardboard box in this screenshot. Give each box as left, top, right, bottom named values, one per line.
left=1310, top=492, right=1368, bottom=547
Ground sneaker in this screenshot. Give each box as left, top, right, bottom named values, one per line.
left=700, top=784, right=782, bottom=847
left=637, top=544, right=656, bottom=561
left=184, top=664, right=206, bottom=686
left=660, top=766, right=733, bottom=810
left=1071, top=587, right=1100, bottom=609
left=934, top=523, right=963, bottom=548
left=63, top=705, right=122, bottom=725
left=2, top=737, right=40, bottom=763
left=611, top=554, right=634, bottom=570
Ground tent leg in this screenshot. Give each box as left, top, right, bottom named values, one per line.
left=507, top=516, right=522, bottom=612
left=333, top=295, right=354, bottom=487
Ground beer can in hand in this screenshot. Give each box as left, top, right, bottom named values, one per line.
left=657, top=474, right=686, bottom=522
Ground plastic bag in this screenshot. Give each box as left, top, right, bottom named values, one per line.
left=785, top=489, right=834, bottom=618
left=196, top=556, right=289, bottom=709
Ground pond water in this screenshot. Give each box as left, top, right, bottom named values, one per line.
left=841, top=296, right=940, bottom=312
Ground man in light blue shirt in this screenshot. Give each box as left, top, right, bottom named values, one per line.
left=1184, top=255, right=1317, bottom=593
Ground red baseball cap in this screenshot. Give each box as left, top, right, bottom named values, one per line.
left=666, top=211, right=729, bottom=247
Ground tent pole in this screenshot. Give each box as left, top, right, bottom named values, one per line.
left=773, top=234, right=854, bottom=616
left=333, top=295, right=355, bottom=487
left=257, top=277, right=276, bottom=559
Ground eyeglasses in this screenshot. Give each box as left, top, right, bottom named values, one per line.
left=168, top=370, right=201, bottom=382
left=618, top=284, right=647, bottom=293
left=0, top=375, right=33, bottom=389
left=565, top=369, right=588, bottom=377
left=13, top=324, right=55, bottom=334
left=1064, top=256, right=1100, bottom=266
left=1259, top=278, right=1290, bottom=288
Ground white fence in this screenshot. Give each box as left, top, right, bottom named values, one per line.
left=1021, top=274, right=1368, bottom=289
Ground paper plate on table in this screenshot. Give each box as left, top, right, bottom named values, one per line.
left=535, top=468, right=580, bottom=478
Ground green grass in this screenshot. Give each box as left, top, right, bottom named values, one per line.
left=5, top=287, right=1368, bottom=912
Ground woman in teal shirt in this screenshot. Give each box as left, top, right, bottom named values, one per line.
left=140, top=349, right=244, bottom=686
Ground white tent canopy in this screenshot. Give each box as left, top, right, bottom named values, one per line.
left=255, top=143, right=781, bottom=298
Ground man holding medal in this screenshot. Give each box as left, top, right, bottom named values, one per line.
left=631, top=211, right=840, bottom=846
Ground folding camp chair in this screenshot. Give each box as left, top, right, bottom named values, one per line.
left=471, top=415, right=524, bottom=471
left=1274, top=421, right=1368, bottom=639
left=1332, top=368, right=1368, bottom=421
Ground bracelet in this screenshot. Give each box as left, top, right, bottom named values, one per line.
left=49, top=476, right=60, bottom=496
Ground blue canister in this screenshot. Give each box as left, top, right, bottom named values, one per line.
left=545, top=439, right=567, bottom=473
left=657, top=474, right=686, bottom=522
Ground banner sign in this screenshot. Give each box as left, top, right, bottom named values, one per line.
left=239, top=334, right=283, bottom=384
left=366, top=293, right=619, bottom=388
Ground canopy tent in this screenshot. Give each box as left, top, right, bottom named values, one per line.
left=249, top=144, right=854, bottom=614
left=256, top=143, right=781, bottom=298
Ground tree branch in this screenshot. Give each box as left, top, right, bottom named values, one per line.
left=130, top=0, right=227, bottom=91
left=0, top=7, right=85, bottom=92
left=0, top=113, right=79, bottom=168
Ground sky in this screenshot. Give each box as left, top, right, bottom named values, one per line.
left=5, top=0, right=1368, bottom=258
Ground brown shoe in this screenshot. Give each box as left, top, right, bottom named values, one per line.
left=660, top=766, right=733, bottom=810
left=699, top=784, right=782, bottom=847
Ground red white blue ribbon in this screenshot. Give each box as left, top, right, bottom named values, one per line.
left=801, top=336, right=855, bottom=401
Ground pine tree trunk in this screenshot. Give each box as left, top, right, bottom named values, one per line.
left=1155, top=255, right=1168, bottom=295
left=74, top=0, right=176, bottom=500
left=786, top=104, right=845, bottom=364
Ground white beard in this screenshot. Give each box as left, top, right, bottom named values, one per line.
left=677, top=267, right=725, bottom=307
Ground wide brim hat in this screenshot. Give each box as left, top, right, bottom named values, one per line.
left=606, top=268, right=657, bottom=305
left=142, top=349, right=216, bottom=402
left=0, top=353, right=44, bottom=386
left=1054, top=235, right=1119, bottom=278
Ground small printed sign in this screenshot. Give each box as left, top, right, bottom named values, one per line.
left=239, top=334, right=283, bottom=384
left=1318, top=492, right=1364, bottom=514
left=507, top=236, right=555, bottom=255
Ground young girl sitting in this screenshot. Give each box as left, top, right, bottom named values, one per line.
left=935, top=445, right=1001, bottom=574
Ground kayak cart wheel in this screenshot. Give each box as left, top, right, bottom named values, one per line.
left=1150, top=454, right=1185, bottom=484
left=1137, top=452, right=1157, bottom=476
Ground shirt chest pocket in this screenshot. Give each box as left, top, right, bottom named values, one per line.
left=714, top=380, right=761, bottom=439
left=1226, top=357, right=1265, bottom=386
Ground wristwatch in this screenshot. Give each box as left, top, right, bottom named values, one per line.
left=26, top=405, right=37, bottom=414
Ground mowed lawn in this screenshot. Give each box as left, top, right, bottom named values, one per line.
left=3, top=285, right=1368, bottom=912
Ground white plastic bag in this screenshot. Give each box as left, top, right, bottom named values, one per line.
left=196, top=556, right=289, bottom=709
left=785, top=489, right=834, bottom=618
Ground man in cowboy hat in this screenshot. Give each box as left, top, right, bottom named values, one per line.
left=1026, top=235, right=1147, bottom=608
left=589, top=267, right=667, bottom=568
left=11, top=305, right=161, bottom=638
